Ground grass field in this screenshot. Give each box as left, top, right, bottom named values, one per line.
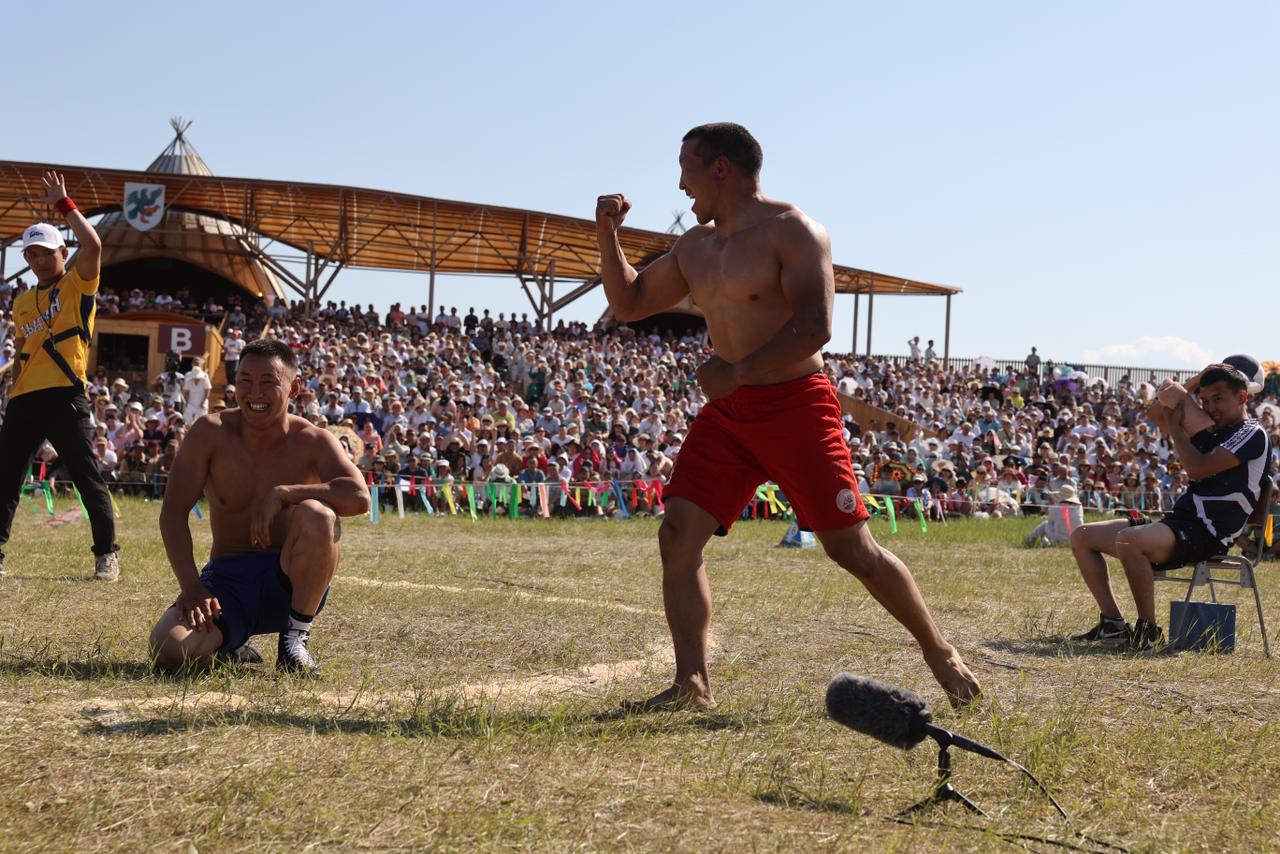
left=1, top=500, right=1278, bottom=852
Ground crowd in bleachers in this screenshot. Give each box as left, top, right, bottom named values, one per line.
left=2, top=282, right=1278, bottom=526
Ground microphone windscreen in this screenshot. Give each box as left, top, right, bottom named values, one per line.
left=825, top=673, right=932, bottom=750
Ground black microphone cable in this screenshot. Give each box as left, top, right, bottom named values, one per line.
left=826, top=674, right=1129, bottom=854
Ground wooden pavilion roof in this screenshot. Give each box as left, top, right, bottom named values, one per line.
left=0, top=161, right=960, bottom=297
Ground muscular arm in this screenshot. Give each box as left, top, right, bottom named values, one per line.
left=273, top=428, right=371, bottom=517
left=595, top=195, right=691, bottom=322
left=41, top=171, right=101, bottom=282
left=67, top=207, right=102, bottom=283
left=159, top=420, right=214, bottom=592
left=1165, top=413, right=1240, bottom=481
left=730, top=216, right=833, bottom=385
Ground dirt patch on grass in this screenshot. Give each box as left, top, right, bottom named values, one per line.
left=336, top=574, right=658, bottom=616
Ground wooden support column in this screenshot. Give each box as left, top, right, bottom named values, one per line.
left=865, top=285, right=875, bottom=357
left=545, top=260, right=556, bottom=329
left=429, top=201, right=438, bottom=315
left=943, top=294, right=952, bottom=369
left=851, top=292, right=859, bottom=355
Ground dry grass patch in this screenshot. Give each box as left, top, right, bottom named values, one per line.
left=1, top=500, right=1278, bottom=851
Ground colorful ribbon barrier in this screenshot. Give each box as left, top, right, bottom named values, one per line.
left=73, top=485, right=89, bottom=517
left=444, top=484, right=458, bottom=515
left=612, top=481, right=630, bottom=519
left=537, top=483, right=551, bottom=518
left=465, top=484, right=478, bottom=521
left=395, top=479, right=407, bottom=519
left=914, top=499, right=928, bottom=533
left=1266, top=514, right=1274, bottom=548
left=509, top=483, right=520, bottom=520
left=369, top=487, right=381, bottom=524
left=883, top=496, right=898, bottom=534
left=21, top=478, right=53, bottom=516
left=418, top=485, right=435, bottom=516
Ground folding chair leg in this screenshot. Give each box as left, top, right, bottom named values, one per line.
left=1251, top=579, right=1271, bottom=658
left=1207, top=578, right=1218, bottom=603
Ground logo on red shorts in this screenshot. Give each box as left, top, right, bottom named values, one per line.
left=836, top=488, right=858, bottom=514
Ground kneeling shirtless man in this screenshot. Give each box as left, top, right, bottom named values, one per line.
left=149, top=339, right=370, bottom=673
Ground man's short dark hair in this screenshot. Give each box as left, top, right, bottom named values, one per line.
left=683, top=123, right=763, bottom=179
left=238, top=338, right=298, bottom=373
left=1200, top=364, right=1247, bottom=394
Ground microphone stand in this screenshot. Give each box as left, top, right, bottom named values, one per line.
left=899, top=727, right=986, bottom=817
left=899, top=724, right=1068, bottom=821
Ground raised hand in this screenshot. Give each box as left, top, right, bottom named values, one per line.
left=595, top=193, right=632, bottom=233
left=40, top=171, right=68, bottom=205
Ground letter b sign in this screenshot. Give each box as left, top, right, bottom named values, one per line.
left=158, top=324, right=206, bottom=356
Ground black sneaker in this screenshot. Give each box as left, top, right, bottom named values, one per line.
left=216, top=642, right=263, bottom=666
left=1071, top=615, right=1129, bottom=643
left=1127, top=619, right=1165, bottom=652
left=277, top=629, right=320, bottom=676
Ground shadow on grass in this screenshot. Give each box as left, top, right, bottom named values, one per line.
left=0, top=656, right=273, bottom=683
left=981, top=638, right=1163, bottom=659
left=82, top=704, right=770, bottom=740
left=0, top=658, right=156, bottom=681
left=755, top=789, right=861, bottom=815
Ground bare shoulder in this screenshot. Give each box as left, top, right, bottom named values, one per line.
left=288, top=416, right=345, bottom=454
left=186, top=411, right=232, bottom=446
left=671, top=223, right=715, bottom=251
left=770, top=204, right=829, bottom=247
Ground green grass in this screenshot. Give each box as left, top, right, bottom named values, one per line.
left=1, top=500, right=1278, bottom=852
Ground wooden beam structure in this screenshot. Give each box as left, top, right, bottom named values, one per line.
left=0, top=160, right=961, bottom=325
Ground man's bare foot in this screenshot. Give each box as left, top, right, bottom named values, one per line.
left=924, top=645, right=981, bottom=707
left=618, top=681, right=718, bottom=714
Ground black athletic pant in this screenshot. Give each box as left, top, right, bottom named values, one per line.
left=0, top=386, right=118, bottom=560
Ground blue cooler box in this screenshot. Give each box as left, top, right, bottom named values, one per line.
left=1169, top=601, right=1236, bottom=652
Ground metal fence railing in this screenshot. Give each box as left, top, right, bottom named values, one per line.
left=851, top=354, right=1188, bottom=385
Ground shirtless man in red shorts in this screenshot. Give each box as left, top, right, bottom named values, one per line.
left=596, top=123, right=980, bottom=709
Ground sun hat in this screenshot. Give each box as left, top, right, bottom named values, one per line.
left=1054, top=484, right=1082, bottom=504
left=22, top=223, right=64, bottom=251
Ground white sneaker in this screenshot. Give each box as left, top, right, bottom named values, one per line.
left=94, top=552, right=120, bottom=582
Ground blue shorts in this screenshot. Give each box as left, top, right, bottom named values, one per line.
left=198, top=551, right=329, bottom=653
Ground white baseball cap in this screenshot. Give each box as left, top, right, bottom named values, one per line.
left=22, top=223, right=65, bottom=251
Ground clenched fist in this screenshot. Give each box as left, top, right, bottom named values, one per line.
left=596, top=193, right=631, bottom=233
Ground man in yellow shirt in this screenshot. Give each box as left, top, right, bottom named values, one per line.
left=0, top=171, right=120, bottom=581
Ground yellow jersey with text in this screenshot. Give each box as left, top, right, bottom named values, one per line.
left=10, top=268, right=100, bottom=397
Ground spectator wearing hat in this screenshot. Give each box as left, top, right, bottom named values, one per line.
left=0, top=176, right=122, bottom=577
left=182, top=356, right=212, bottom=425
left=1025, top=484, right=1083, bottom=546
left=110, top=377, right=131, bottom=410
left=112, top=402, right=146, bottom=453
left=116, top=442, right=151, bottom=496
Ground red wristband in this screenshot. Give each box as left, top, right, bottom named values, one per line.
left=55, top=197, right=77, bottom=216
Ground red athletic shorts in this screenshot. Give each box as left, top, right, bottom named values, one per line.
left=666, top=372, right=869, bottom=534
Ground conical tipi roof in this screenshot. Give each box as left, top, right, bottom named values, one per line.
left=144, top=118, right=214, bottom=176
left=96, top=118, right=283, bottom=301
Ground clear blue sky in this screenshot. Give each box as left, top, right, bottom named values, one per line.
left=7, top=1, right=1276, bottom=369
